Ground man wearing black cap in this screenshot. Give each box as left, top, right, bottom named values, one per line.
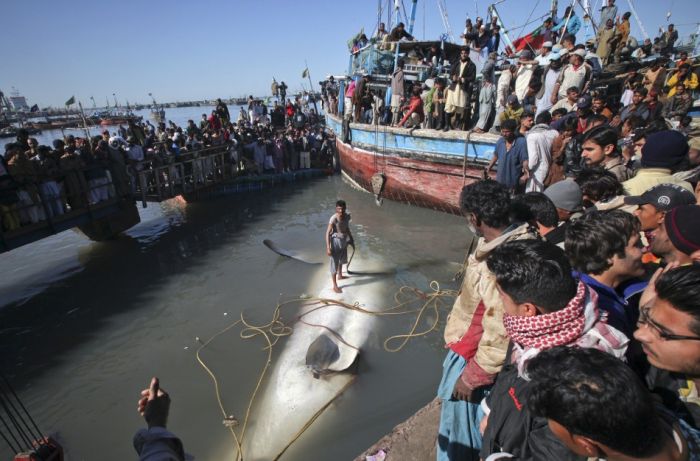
left=650, top=205, right=700, bottom=265
left=625, top=184, right=697, bottom=232
left=623, top=131, right=694, bottom=196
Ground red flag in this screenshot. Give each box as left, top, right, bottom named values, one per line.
left=506, top=25, right=545, bottom=56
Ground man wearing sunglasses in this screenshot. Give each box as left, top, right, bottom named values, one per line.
left=635, top=264, right=700, bottom=431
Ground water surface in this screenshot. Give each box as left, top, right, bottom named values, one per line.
left=0, top=175, right=470, bottom=460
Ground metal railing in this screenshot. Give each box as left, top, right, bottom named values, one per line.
left=0, top=162, right=125, bottom=250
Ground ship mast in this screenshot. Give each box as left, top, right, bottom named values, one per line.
left=625, top=0, right=649, bottom=40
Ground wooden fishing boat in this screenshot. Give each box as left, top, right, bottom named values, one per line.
left=326, top=114, right=497, bottom=214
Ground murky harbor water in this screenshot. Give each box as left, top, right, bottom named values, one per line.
left=0, top=175, right=470, bottom=460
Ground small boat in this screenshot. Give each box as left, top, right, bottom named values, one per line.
left=95, top=110, right=142, bottom=126
left=150, top=107, right=166, bottom=123
left=0, top=126, right=42, bottom=138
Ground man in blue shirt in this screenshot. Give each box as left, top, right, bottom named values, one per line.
left=553, top=6, right=582, bottom=40
left=485, top=119, right=529, bottom=193
left=565, top=210, right=647, bottom=338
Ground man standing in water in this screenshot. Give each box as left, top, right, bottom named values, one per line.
left=326, top=200, right=354, bottom=293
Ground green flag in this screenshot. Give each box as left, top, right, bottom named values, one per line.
left=65, top=96, right=75, bottom=106
left=302, top=68, right=309, bottom=79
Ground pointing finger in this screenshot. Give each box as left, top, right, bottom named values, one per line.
left=148, top=377, right=160, bottom=401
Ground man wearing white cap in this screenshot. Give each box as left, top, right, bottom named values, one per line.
left=550, top=48, right=591, bottom=104
left=534, top=52, right=563, bottom=116
left=535, top=41, right=554, bottom=66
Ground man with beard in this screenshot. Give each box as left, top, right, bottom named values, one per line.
left=437, top=180, right=536, bottom=461
left=485, top=119, right=529, bottom=194
left=445, top=47, right=476, bottom=130
left=591, top=94, right=613, bottom=120
left=635, top=264, right=700, bottom=433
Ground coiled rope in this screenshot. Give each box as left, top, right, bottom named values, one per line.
left=195, top=279, right=458, bottom=460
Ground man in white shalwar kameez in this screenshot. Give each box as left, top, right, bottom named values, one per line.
left=525, top=113, right=559, bottom=192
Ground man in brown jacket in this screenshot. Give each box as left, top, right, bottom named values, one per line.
left=437, top=180, right=537, bottom=461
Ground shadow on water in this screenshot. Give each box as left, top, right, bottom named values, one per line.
left=0, top=178, right=328, bottom=390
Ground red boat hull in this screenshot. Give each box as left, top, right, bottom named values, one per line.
left=336, top=140, right=489, bottom=215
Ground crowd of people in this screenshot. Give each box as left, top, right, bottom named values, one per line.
left=436, top=168, right=700, bottom=460
left=1, top=96, right=335, bottom=233
left=325, top=0, right=698, bottom=144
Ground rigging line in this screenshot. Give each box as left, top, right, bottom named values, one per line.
left=401, top=0, right=408, bottom=25
left=0, top=393, right=33, bottom=450
left=506, top=13, right=550, bottom=33
left=514, top=0, right=542, bottom=44
left=0, top=373, right=46, bottom=445
left=0, top=412, right=22, bottom=454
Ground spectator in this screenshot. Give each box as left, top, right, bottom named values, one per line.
left=662, top=83, right=693, bottom=121
left=514, top=50, right=537, bottom=104
left=580, top=126, right=631, bottom=181
left=625, top=184, right=697, bottom=232
left=485, top=119, right=529, bottom=194
left=596, top=18, right=616, bottom=65
left=649, top=205, right=700, bottom=265
left=437, top=180, right=536, bottom=461
left=398, top=85, right=424, bottom=133
left=643, top=60, right=667, bottom=94
left=499, top=94, right=524, bottom=126
left=511, top=192, right=559, bottom=237
left=635, top=265, right=700, bottom=430
left=479, top=239, right=628, bottom=461
left=134, top=377, right=185, bottom=461
left=474, top=52, right=497, bottom=133
left=494, top=64, right=516, bottom=131
left=551, top=49, right=591, bottom=104
left=667, top=64, right=699, bottom=97
left=390, top=60, right=405, bottom=126
left=550, top=86, right=580, bottom=114
left=527, top=347, right=698, bottom=461
left=445, top=47, right=477, bottom=130
left=566, top=210, right=646, bottom=336
left=613, top=87, right=650, bottom=126
left=623, top=131, right=694, bottom=195
left=543, top=178, right=583, bottom=247
left=534, top=53, right=563, bottom=116
left=525, top=112, right=558, bottom=192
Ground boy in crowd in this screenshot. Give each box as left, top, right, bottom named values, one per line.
left=527, top=347, right=699, bottom=460
left=479, top=239, right=628, bottom=460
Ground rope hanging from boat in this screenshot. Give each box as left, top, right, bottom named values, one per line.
left=195, top=281, right=457, bottom=461
left=462, top=131, right=473, bottom=186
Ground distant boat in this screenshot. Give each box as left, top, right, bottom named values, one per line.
left=0, top=126, right=42, bottom=138
left=93, top=109, right=142, bottom=126
left=150, top=106, right=166, bottom=123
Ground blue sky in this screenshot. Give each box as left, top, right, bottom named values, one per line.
left=1, top=0, right=697, bottom=107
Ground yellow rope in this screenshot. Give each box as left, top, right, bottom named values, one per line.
left=195, top=282, right=457, bottom=460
